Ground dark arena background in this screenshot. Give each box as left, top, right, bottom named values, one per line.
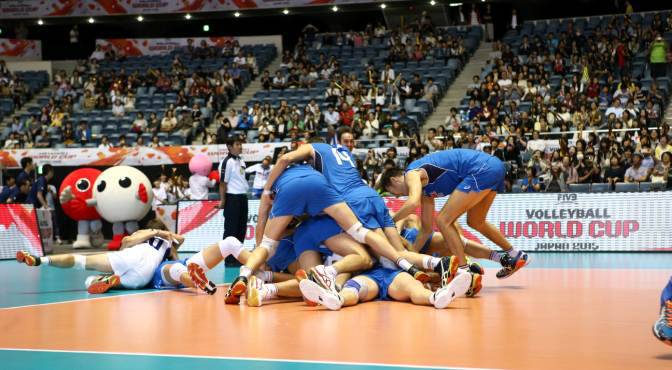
left=0, top=1, right=671, bottom=369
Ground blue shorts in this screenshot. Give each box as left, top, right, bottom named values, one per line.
left=400, top=227, right=434, bottom=254
left=270, top=175, right=344, bottom=218
left=346, top=195, right=395, bottom=230
left=457, top=156, right=505, bottom=193
left=360, top=267, right=404, bottom=301
left=293, top=216, right=340, bottom=257
left=151, top=258, right=189, bottom=289
left=251, top=188, right=263, bottom=199
left=266, top=238, right=297, bottom=272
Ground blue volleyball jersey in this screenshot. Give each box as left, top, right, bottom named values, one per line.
left=271, top=164, right=318, bottom=193
left=311, top=143, right=378, bottom=199
left=406, top=149, right=491, bottom=197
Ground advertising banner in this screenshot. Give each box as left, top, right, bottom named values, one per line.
left=0, top=204, right=43, bottom=260
left=0, top=142, right=292, bottom=169
left=175, top=192, right=672, bottom=253
left=95, top=37, right=235, bottom=57
left=0, top=39, right=41, bottom=59
left=177, top=200, right=258, bottom=252
left=155, top=204, right=177, bottom=232
left=0, top=1, right=403, bottom=19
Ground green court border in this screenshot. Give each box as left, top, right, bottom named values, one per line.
left=0, top=348, right=498, bottom=370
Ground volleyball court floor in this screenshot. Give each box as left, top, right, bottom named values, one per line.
left=1, top=253, right=671, bottom=370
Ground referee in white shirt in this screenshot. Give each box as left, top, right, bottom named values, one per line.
left=218, top=137, right=249, bottom=244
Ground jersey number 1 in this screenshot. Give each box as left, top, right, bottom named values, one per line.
left=331, top=148, right=355, bottom=167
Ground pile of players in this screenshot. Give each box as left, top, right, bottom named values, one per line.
left=17, top=129, right=530, bottom=311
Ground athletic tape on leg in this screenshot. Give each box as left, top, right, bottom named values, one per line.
left=346, top=222, right=370, bottom=243
left=344, top=279, right=368, bottom=300
left=260, top=235, right=279, bottom=258
left=73, top=255, right=86, bottom=270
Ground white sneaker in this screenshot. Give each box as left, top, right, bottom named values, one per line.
left=432, top=269, right=471, bottom=309
left=246, top=276, right=265, bottom=307
left=299, top=279, right=343, bottom=311
left=308, top=265, right=338, bottom=294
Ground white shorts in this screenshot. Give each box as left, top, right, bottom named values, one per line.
left=107, top=243, right=165, bottom=289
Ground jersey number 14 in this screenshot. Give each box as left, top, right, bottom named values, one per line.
left=331, top=147, right=355, bottom=167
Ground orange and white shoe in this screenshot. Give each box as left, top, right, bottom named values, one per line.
left=187, top=263, right=217, bottom=295
left=86, top=275, right=121, bottom=294
left=224, top=276, right=248, bottom=305
left=16, top=251, right=40, bottom=266
left=434, top=255, right=459, bottom=287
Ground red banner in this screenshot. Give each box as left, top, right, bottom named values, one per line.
left=0, top=39, right=41, bottom=59
left=0, top=204, right=43, bottom=259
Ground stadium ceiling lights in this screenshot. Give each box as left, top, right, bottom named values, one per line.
left=37, top=19, right=44, bottom=25
left=234, top=12, right=241, bottom=17
left=136, top=15, right=144, bottom=22
left=449, top=3, right=463, bottom=7
left=88, top=17, right=95, bottom=23
left=282, top=9, right=290, bottom=15
left=430, top=0, right=436, bottom=5
left=332, top=6, right=339, bottom=12
left=185, top=13, right=192, bottom=19
left=203, top=24, right=210, bottom=32
left=380, top=3, right=387, bottom=9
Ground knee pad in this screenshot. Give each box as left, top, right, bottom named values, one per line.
left=167, top=263, right=187, bottom=284
left=259, top=235, right=279, bottom=258
left=345, top=222, right=370, bottom=243
left=73, top=255, right=86, bottom=270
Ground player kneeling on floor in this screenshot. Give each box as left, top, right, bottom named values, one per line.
left=16, top=219, right=183, bottom=294
left=299, top=264, right=472, bottom=311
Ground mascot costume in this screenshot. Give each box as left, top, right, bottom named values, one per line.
left=91, top=166, right=153, bottom=250
left=188, top=154, right=218, bottom=200
left=59, top=168, right=104, bottom=249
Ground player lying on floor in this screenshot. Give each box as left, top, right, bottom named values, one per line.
left=299, top=263, right=472, bottom=311
left=16, top=219, right=182, bottom=294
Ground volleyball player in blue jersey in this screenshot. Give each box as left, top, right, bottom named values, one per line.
left=259, top=137, right=466, bottom=294
left=381, top=149, right=529, bottom=281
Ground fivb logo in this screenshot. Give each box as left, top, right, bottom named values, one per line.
left=556, top=193, right=578, bottom=205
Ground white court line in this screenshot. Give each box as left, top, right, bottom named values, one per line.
left=0, top=283, right=228, bottom=311
left=0, top=347, right=502, bottom=370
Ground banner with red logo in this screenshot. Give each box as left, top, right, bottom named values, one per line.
left=0, top=143, right=291, bottom=169
left=95, top=37, right=235, bottom=57
left=0, top=204, right=43, bottom=259
left=0, top=1, right=402, bottom=19
left=0, top=39, right=41, bottom=59
left=175, top=192, right=672, bottom=253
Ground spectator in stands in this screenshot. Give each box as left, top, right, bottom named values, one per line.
left=75, top=121, right=91, bottom=145
left=112, top=99, right=125, bottom=117
left=150, top=134, right=164, bottom=148
left=521, top=167, right=541, bottom=192
left=605, top=155, right=626, bottom=188
left=652, top=152, right=672, bottom=187
left=649, top=35, right=668, bottom=79
left=237, top=111, right=254, bottom=130
left=641, top=146, right=656, bottom=172
left=655, top=135, right=672, bottom=160
left=131, top=112, right=147, bottom=134
left=160, top=110, right=177, bottom=133
left=546, top=163, right=568, bottom=193
left=625, top=153, right=649, bottom=183
left=135, top=136, right=145, bottom=147
left=90, top=45, right=105, bottom=61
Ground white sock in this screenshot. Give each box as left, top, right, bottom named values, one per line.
left=506, top=248, right=519, bottom=258
left=255, top=270, right=274, bottom=283
left=489, top=251, right=502, bottom=263
left=220, top=238, right=243, bottom=259
left=264, top=283, right=278, bottom=300
left=325, top=265, right=338, bottom=278
left=73, top=255, right=86, bottom=270
left=240, top=266, right=252, bottom=278
left=422, top=256, right=440, bottom=270
left=396, top=258, right=413, bottom=271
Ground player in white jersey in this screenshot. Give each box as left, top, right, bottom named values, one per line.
left=16, top=219, right=183, bottom=294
